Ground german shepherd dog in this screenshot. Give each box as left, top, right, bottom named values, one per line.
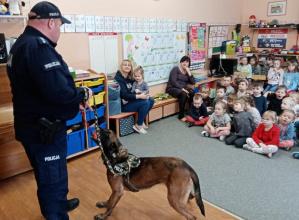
left=94, top=127, right=205, bottom=220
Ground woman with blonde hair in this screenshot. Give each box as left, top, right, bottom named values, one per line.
left=115, top=60, right=154, bottom=134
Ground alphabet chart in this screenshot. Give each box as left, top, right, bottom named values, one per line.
left=123, top=32, right=187, bottom=86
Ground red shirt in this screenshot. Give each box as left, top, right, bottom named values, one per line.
left=252, top=124, right=280, bottom=146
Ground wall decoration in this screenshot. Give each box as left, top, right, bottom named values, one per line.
left=123, top=32, right=187, bottom=86
left=188, top=23, right=206, bottom=70
left=257, top=28, right=288, bottom=48
left=268, top=1, right=287, bottom=16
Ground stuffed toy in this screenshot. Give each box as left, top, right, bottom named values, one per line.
left=7, top=0, right=25, bottom=15
left=0, top=3, right=10, bottom=15
left=249, top=15, right=256, bottom=28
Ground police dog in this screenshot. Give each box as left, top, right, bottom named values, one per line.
left=94, top=127, right=205, bottom=220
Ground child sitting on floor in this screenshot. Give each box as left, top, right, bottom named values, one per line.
left=225, top=98, right=255, bottom=148
left=237, top=56, right=252, bottom=81
left=289, top=92, right=299, bottom=115
left=186, top=94, right=209, bottom=127
left=243, top=110, right=280, bottom=158
left=264, top=85, right=287, bottom=116
left=277, top=110, right=295, bottom=151
left=221, top=75, right=235, bottom=99
left=227, top=93, right=238, bottom=118
left=281, top=97, right=296, bottom=111
left=264, top=59, right=284, bottom=93
left=246, top=86, right=253, bottom=97
left=251, top=81, right=267, bottom=116
left=282, top=59, right=299, bottom=96
left=249, top=55, right=262, bottom=75
left=241, top=96, right=261, bottom=130
left=209, top=86, right=227, bottom=113
left=199, top=86, right=214, bottom=109
left=237, top=79, right=249, bottom=98
left=262, top=54, right=275, bottom=76
left=202, top=101, right=231, bottom=141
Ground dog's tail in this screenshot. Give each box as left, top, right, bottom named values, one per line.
left=187, top=164, right=205, bottom=216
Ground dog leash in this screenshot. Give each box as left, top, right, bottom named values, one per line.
left=89, top=94, right=121, bottom=176
left=89, top=93, right=140, bottom=178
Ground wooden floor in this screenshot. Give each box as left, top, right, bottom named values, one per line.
left=0, top=150, right=239, bottom=220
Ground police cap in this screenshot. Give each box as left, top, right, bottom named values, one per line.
left=28, top=1, right=71, bottom=24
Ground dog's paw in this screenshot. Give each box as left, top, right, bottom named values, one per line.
left=94, top=214, right=105, bottom=220
left=96, top=201, right=108, bottom=208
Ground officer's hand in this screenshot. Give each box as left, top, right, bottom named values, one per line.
left=85, top=102, right=93, bottom=111
left=79, top=102, right=93, bottom=111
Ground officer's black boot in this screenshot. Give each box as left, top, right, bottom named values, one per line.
left=66, top=198, right=80, bottom=212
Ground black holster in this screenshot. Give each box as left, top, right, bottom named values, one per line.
left=38, top=117, right=62, bottom=145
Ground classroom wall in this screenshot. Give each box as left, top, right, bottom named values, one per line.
left=1, top=0, right=298, bottom=74
left=240, top=0, right=299, bottom=51
left=241, top=0, right=299, bottom=24
left=1, top=0, right=243, bottom=70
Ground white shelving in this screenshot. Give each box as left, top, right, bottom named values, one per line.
left=0, top=15, right=27, bottom=26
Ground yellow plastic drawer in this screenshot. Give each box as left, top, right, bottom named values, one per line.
left=89, top=91, right=105, bottom=106
left=83, top=78, right=104, bottom=87
left=75, top=82, right=82, bottom=87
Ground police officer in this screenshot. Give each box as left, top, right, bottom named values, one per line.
left=6, top=1, right=93, bottom=219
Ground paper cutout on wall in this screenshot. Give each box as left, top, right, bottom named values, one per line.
left=123, top=32, right=187, bottom=86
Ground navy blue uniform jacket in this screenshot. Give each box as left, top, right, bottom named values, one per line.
left=6, top=26, right=84, bottom=142
left=114, top=70, right=137, bottom=103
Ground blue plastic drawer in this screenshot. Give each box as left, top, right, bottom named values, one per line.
left=88, top=121, right=107, bottom=148
left=86, top=105, right=106, bottom=121
left=90, top=84, right=104, bottom=93
left=66, top=112, right=82, bottom=126
left=67, top=129, right=85, bottom=156
left=100, top=121, right=107, bottom=129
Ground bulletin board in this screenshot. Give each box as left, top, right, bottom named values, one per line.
left=208, top=26, right=229, bottom=56
left=122, top=32, right=187, bottom=86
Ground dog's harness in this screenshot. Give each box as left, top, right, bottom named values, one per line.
left=88, top=94, right=140, bottom=191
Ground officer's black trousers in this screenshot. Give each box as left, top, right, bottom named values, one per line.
left=22, top=130, right=69, bottom=220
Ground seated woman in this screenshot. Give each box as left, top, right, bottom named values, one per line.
left=166, top=56, right=196, bottom=121
left=115, top=60, right=154, bottom=134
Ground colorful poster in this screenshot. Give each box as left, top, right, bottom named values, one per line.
left=123, top=32, right=186, bottom=86
left=208, top=25, right=229, bottom=58
left=188, top=23, right=206, bottom=70
left=257, top=28, right=288, bottom=48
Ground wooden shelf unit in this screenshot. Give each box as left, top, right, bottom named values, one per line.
left=0, top=66, right=108, bottom=179
left=66, top=70, right=109, bottom=159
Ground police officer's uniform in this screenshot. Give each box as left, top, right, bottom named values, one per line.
left=7, top=15, right=85, bottom=220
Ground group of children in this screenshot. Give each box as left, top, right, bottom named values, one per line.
left=185, top=57, right=299, bottom=158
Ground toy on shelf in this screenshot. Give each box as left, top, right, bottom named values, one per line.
left=249, top=15, right=256, bottom=28
left=257, top=20, right=267, bottom=28
left=288, top=45, right=298, bottom=54
left=267, top=19, right=279, bottom=28
left=7, top=0, right=25, bottom=15
left=238, top=46, right=243, bottom=54
left=0, top=3, right=10, bottom=15
left=270, top=49, right=281, bottom=54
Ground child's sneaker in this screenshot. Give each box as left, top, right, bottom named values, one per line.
left=292, top=152, right=299, bottom=159
left=201, top=131, right=210, bottom=137
left=219, top=136, right=226, bottom=141
left=187, top=122, right=195, bottom=127
left=267, top=152, right=272, bottom=158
